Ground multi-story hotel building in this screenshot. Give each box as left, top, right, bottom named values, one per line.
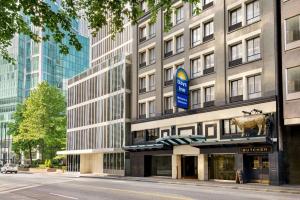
left=281, top=0, right=300, bottom=184
left=126, top=0, right=282, bottom=185
left=58, top=19, right=132, bottom=175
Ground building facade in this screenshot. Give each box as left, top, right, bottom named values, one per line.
left=127, top=0, right=282, bottom=185
left=0, top=0, right=89, bottom=165
left=281, top=0, right=300, bottom=184
left=59, top=19, right=132, bottom=175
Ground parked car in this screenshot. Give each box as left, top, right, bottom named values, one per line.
left=0, top=164, right=18, bottom=174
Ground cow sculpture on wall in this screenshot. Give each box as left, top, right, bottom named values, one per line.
left=231, top=111, right=268, bottom=137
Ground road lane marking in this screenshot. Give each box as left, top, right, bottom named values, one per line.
left=92, top=186, right=194, bottom=200
left=0, top=184, right=42, bottom=194
left=50, top=193, right=78, bottom=199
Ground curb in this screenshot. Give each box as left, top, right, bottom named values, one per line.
left=80, top=175, right=300, bottom=195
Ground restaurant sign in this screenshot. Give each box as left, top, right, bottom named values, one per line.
left=240, top=146, right=272, bottom=154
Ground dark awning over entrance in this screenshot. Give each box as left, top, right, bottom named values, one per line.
left=123, top=143, right=167, bottom=152
left=191, top=136, right=273, bottom=147
left=156, top=135, right=206, bottom=146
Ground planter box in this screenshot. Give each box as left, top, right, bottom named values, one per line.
left=18, top=167, right=30, bottom=171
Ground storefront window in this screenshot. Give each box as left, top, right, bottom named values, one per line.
left=151, top=156, right=172, bottom=176
left=209, top=155, right=235, bottom=180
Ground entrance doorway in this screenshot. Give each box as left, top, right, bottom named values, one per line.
left=181, top=156, right=197, bottom=179
left=244, top=155, right=269, bottom=184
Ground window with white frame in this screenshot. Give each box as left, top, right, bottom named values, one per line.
left=247, top=37, right=261, bottom=61
left=149, top=47, right=156, bottom=64
left=140, top=51, right=146, bottom=65
left=205, top=86, right=215, bottom=102
left=247, top=74, right=261, bottom=99
left=286, top=15, right=300, bottom=45
left=140, top=26, right=146, bottom=39
left=139, top=103, right=146, bottom=118
left=149, top=74, right=155, bottom=91
left=191, top=26, right=201, bottom=47
left=230, top=43, right=242, bottom=61
left=176, top=34, right=184, bottom=53
left=139, top=77, right=146, bottom=92
left=164, top=96, right=173, bottom=112
left=230, top=7, right=242, bottom=26
left=175, top=6, right=184, bottom=24
left=165, top=67, right=173, bottom=82
left=165, top=40, right=173, bottom=55
left=223, top=119, right=242, bottom=135
left=203, top=0, right=213, bottom=6
left=191, top=89, right=201, bottom=109
left=204, top=53, right=214, bottom=69
left=230, top=79, right=243, bottom=97
left=204, top=21, right=214, bottom=37
left=246, top=0, right=260, bottom=24
left=149, top=23, right=156, bottom=38
left=191, top=57, right=202, bottom=78
left=287, top=66, right=300, bottom=94
left=149, top=100, right=155, bottom=117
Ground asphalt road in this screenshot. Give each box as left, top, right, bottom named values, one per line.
left=0, top=173, right=299, bottom=200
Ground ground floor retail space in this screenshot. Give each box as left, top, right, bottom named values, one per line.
left=127, top=144, right=280, bottom=185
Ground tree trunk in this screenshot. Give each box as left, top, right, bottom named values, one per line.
left=29, top=145, right=33, bottom=166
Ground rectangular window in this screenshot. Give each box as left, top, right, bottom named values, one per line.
left=247, top=74, right=261, bottom=99
left=204, top=21, right=214, bottom=37
left=191, top=89, right=201, bottom=109
left=223, top=119, right=241, bottom=135
left=286, top=15, right=300, bottom=44
left=230, top=79, right=243, bottom=97
left=149, top=101, right=155, bottom=117
left=146, top=129, right=159, bottom=141
left=139, top=77, right=146, bottom=93
left=204, top=53, right=214, bottom=69
left=191, top=26, right=201, bottom=47
left=149, top=48, right=155, bottom=64
left=149, top=74, right=155, bottom=91
left=141, top=0, right=147, bottom=12
left=246, top=0, right=260, bottom=24
left=230, top=7, right=242, bottom=26
left=287, top=66, right=300, bottom=94
left=175, top=6, right=184, bottom=24
left=149, top=23, right=156, bottom=38
left=139, top=26, right=146, bottom=40
left=165, top=67, right=173, bottom=85
left=230, top=43, right=242, bottom=61
left=139, top=51, right=146, bottom=66
left=205, top=86, right=215, bottom=102
left=139, top=103, right=146, bottom=118
left=191, top=57, right=202, bottom=78
left=203, top=0, right=213, bottom=10
left=165, top=40, right=173, bottom=56
left=176, top=34, right=184, bottom=53
left=247, top=37, right=260, bottom=61
left=164, top=96, right=173, bottom=113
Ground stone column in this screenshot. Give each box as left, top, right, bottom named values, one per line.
left=198, top=154, right=208, bottom=181
left=172, top=155, right=181, bottom=179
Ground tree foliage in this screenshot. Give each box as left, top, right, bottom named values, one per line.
left=8, top=82, right=66, bottom=164
left=0, top=0, right=201, bottom=63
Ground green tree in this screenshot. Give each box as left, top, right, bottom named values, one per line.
left=8, top=82, right=66, bottom=164
left=0, top=0, right=201, bottom=63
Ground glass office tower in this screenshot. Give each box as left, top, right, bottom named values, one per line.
left=0, top=0, right=89, bottom=164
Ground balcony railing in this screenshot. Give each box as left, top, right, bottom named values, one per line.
left=139, top=88, right=146, bottom=94
left=229, top=58, right=242, bottom=67
left=228, top=22, right=242, bottom=32
left=203, top=34, right=214, bottom=42
left=203, top=67, right=214, bottom=75
left=164, top=51, right=173, bottom=58
left=164, top=80, right=173, bottom=86
left=230, top=95, right=243, bottom=103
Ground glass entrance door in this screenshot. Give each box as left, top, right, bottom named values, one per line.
left=244, top=155, right=269, bottom=184
left=181, top=156, right=198, bottom=179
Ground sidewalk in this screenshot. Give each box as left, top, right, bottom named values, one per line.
left=80, top=174, right=300, bottom=195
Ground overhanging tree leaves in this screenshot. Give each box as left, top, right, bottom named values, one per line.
left=0, top=0, right=201, bottom=63
left=8, top=82, right=66, bottom=164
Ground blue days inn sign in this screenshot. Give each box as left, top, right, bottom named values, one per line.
left=173, top=67, right=189, bottom=109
